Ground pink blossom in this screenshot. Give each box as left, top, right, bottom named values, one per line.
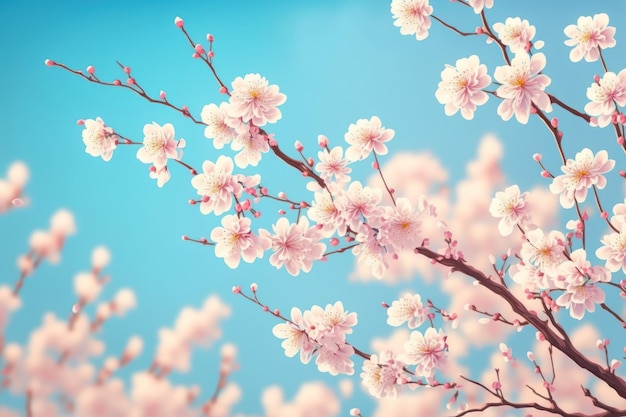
left=260, top=217, right=326, bottom=276
left=352, top=225, right=388, bottom=279
left=509, top=262, right=551, bottom=292
left=435, top=55, right=491, bottom=120
left=386, top=293, right=427, bottom=329
left=272, top=307, right=317, bottom=363
left=315, top=342, right=355, bottom=376
left=390, top=0, right=433, bottom=41
left=376, top=198, right=422, bottom=251
left=489, top=185, right=531, bottom=236
left=136, top=122, right=184, bottom=170
left=493, top=17, right=536, bottom=54
left=210, top=214, right=270, bottom=268
left=316, top=146, right=352, bottom=185
left=149, top=165, right=171, bottom=188
left=564, top=13, right=616, bottom=63
left=74, top=379, right=130, bottom=417
left=403, top=327, right=447, bottom=377
left=360, top=351, right=405, bottom=398
left=336, top=181, right=383, bottom=231
left=584, top=69, right=626, bottom=127
left=494, top=53, right=552, bottom=124
left=82, top=117, right=117, bottom=161
left=200, top=102, right=236, bottom=149
left=307, top=189, right=348, bottom=237
left=467, top=0, right=493, bottom=14
left=344, top=116, right=395, bottom=161
left=306, top=301, right=358, bottom=345
left=596, top=223, right=626, bottom=273
left=74, top=272, right=102, bottom=303
left=231, top=129, right=270, bottom=168
left=227, top=73, right=286, bottom=126
left=520, top=229, right=566, bottom=277
left=191, top=156, right=243, bottom=215
left=549, top=148, right=614, bottom=208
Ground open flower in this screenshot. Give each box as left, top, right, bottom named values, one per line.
left=191, top=156, right=242, bottom=215
left=390, top=0, right=433, bottom=41
left=493, top=17, right=536, bottom=54
left=584, top=69, right=626, bottom=128
left=549, top=148, right=614, bottom=208
left=227, top=74, right=286, bottom=126
left=435, top=55, right=491, bottom=120
left=403, top=327, right=447, bottom=378
left=494, top=53, right=552, bottom=124
left=344, top=116, right=395, bottom=161
left=489, top=185, right=531, bottom=236
left=211, top=215, right=270, bottom=268
left=564, top=13, right=616, bottom=63
left=82, top=117, right=117, bottom=161
left=136, top=122, right=184, bottom=170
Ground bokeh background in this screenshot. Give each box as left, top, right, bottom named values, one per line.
left=1, top=0, right=625, bottom=415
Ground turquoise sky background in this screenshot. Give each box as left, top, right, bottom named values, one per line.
left=1, top=1, right=625, bottom=415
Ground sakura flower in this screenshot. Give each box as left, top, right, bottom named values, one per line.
left=494, top=53, right=552, bottom=124
left=136, top=122, right=184, bottom=169
left=81, top=117, right=117, bottom=161
left=564, top=13, right=616, bottom=63
left=509, top=262, right=552, bottom=292
left=231, top=129, right=270, bottom=168
left=149, top=165, right=171, bottom=188
left=489, top=185, right=531, bottom=235
left=520, top=229, right=566, bottom=277
left=403, top=327, right=447, bottom=378
left=336, top=181, right=383, bottom=231
left=315, top=342, right=355, bottom=376
left=201, top=102, right=236, bottom=149
left=390, top=0, right=433, bottom=41
left=316, top=146, right=352, bottom=185
left=596, top=223, right=626, bottom=273
left=467, top=0, right=493, bottom=14
left=227, top=73, right=286, bottom=126
left=307, top=189, right=348, bottom=237
left=386, top=293, right=427, bottom=329
left=435, top=55, right=491, bottom=120
left=549, top=148, right=614, bottom=208
left=210, top=214, right=270, bottom=268
left=272, top=307, right=317, bottom=364
left=260, top=217, right=326, bottom=276
left=493, top=17, right=536, bottom=54
left=376, top=198, right=422, bottom=251
left=555, top=250, right=611, bottom=319
left=360, top=351, right=405, bottom=398
left=191, top=156, right=242, bottom=215
left=344, top=116, right=395, bottom=161
left=352, top=225, right=388, bottom=279
left=306, top=301, right=358, bottom=345
left=584, top=69, right=626, bottom=128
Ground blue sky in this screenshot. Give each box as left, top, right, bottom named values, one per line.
left=1, top=0, right=625, bottom=415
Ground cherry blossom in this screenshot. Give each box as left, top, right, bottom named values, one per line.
left=149, top=165, right=171, bottom=188
left=564, top=13, right=616, bottom=63
left=260, top=217, right=326, bottom=276
left=315, top=146, right=352, bottom=185
left=376, top=198, right=423, bottom=251
left=509, top=262, right=552, bottom=292
left=315, top=341, right=355, bottom=376
left=493, top=17, right=536, bottom=54
left=352, top=225, right=388, bottom=279
left=210, top=214, right=270, bottom=268
left=360, top=351, right=405, bottom=398
left=344, top=117, right=395, bottom=161
left=272, top=307, right=316, bottom=363
left=584, top=69, right=626, bottom=128
left=227, top=73, right=286, bottom=126
left=467, top=0, right=493, bottom=14
left=520, top=229, right=566, bottom=277
left=231, top=129, right=270, bottom=168
left=555, top=249, right=611, bottom=320
left=200, top=102, right=236, bottom=149
left=191, top=156, right=242, bottom=215
left=306, top=301, right=358, bottom=345
left=386, top=293, right=427, bottom=329
left=402, top=327, right=447, bottom=378
left=549, top=148, right=614, bottom=208
left=81, top=117, right=117, bottom=161
left=336, top=181, right=383, bottom=231
left=307, top=189, right=348, bottom=237
left=390, top=0, right=433, bottom=41
left=489, top=185, right=531, bottom=236
left=494, top=53, right=552, bottom=124
left=435, top=55, right=491, bottom=120
left=596, top=223, right=626, bottom=273
left=136, top=122, right=184, bottom=169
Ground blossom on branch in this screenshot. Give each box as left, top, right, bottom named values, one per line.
left=390, top=0, right=433, bottom=41
left=344, top=116, right=395, bottom=162
left=81, top=117, right=117, bottom=161
left=493, top=17, right=536, bottom=54
left=360, top=351, right=405, bottom=398
left=564, top=13, right=616, bottom=63
left=402, top=327, right=447, bottom=378
left=435, top=55, right=491, bottom=120
left=201, top=102, right=236, bottom=149
left=227, top=73, right=286, bottom=126
left=386, top=293, right=427, bottom=329
left=210, top=214, right=270, bottom=268
left=315, top=146, right=352, bottom=186
left=489, top=184, right=531, bottom=236
left=584, top=69, right=626, bottom=128
left=467, top=0, right=493, bottom=14
left=191, top=156, right=242, bottom=215
left=494, top=52, right=552, bottom=124
left=549, top=148, right=614, bottom=209
left=596, top=222, right=626, bottom=273
left=136, top=122, right=184, bottom=170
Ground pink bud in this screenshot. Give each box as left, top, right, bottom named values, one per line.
left=492, top=381, right=502, bottom=390
left=307, top=157, right=314, bottom=167
left=536, top=331, right=545, bottom=342
left=601, top=211, right=609, bottom=219
left=541, top=170, right=550, bottom=178
left=126, top=78, right=135, bottom=85
left=476, top=27, right=483, bottom=34
left=372, top=161, right=379, bottom=169
left=220, top=86, right=228, bottom=94
left=232, top=285, right=241, bottom=294
left=195, top=44, right=204, bottom=54
left=250, top=282, right=258, bottom=292
left=200, top=237, right=208, bottom=244
left=188, top=199, right=196, bottom=205
left=181, top=235, right=188, bottom=240
left=192, top=52, right=200, bottom=59
left=123, top=66, right=131, bottom=74
left=278, top=209, right=286, bottom=215
left=299, top=201, right=307, bottom=208
left=278, top=192, right=287, bottom=199
left=174, top=17, right=184, bottom=28
left=294, top=140, right=304, bottom=152
left=87, top=65, right=95, bottom=74
left=593, top=74, right=600, bottom=83
left=207, top=33, right=214, bottom=42
left=208, top=51, right=215, bottom=58
left=381, top=302, right=389, bottom=308
left=532, top=153, right=542, bottom=162
left=389, top=188, right=395, bottom=194
left=273, top=309, right=280, bottom=315
left=350, top=409, right=361, bottom=417
left=263, top=305, right=269, bottom=311
left=77, top=119, right=85, bottom=125
left=618, top=136, right=625, bottom=145
left=253, top=211, right=261, bottom=218
left=182, top=105, right=189, bottom=115
left=44, top=59, right=55, bottom=66
left=550, top=118, right=558, bottom=128
left=160, top=90, right=167, bottom=99
left=318, top=134, right=329, bottom=147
